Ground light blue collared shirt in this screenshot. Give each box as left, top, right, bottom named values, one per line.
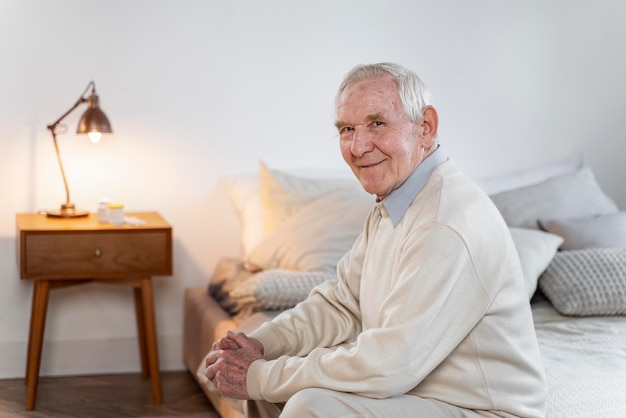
left=379, top=145, right=449, bottom=226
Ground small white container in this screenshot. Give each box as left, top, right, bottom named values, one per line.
left=108, top=203, right=124, bottom=225
left=98, top=198, right=110, bottom=223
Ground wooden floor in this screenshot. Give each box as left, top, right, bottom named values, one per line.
left=0, top=371, right=219, bottom=418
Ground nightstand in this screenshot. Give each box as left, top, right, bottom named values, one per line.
left=16, top=212, right=172, bottom=410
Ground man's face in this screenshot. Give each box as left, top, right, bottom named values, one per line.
left=335, top=74, right=429, bottom=200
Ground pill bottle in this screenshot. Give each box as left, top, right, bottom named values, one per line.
left=108, top=203, right=124, bottom=225
left=98, top=198, right=110, bottom=223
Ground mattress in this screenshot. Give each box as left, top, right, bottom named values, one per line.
left=532, top=296, right=626, bottom=417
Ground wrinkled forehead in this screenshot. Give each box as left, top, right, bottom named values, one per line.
left=336, top=75, right=403, bottom=119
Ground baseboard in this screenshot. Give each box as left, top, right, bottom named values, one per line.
left=0, top=336, right=185, bottom=379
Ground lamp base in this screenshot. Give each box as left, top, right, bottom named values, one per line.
left=46, top=203, right=89, bottom=218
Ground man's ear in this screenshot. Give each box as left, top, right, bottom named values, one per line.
left=420, top=106, right=439, bottom=147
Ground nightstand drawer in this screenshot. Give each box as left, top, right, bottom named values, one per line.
left=23, top=231, right=171, bottom=279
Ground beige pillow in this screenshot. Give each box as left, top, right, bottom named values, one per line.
left=259, top=161, right=360, bottom=237
left=224, top=174, right=264, bottom=256
left=245, top=187, right=373, bottom=272
left=490, top=167, right=618, bottom=229
left=538, top=212, right=626, bottom=250
left=225, top=163, right=358, bottom=256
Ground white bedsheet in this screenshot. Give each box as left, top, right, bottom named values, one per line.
left=532, top=298, right=626, bottom=417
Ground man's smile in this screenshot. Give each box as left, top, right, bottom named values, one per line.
left=358, top=159, right=385, bottom=169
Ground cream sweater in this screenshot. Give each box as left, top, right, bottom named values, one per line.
left=248, top=160, right=547, bottom=418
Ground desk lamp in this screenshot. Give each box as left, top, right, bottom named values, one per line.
left=46, top=81, right=112, bottom=218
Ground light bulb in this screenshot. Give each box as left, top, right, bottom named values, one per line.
left=88, top=132, right=102, bottom=143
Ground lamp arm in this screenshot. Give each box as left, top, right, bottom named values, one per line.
left=46, top=81, right=95, bottom=131
left=50, top=129, right=72, bottom=206
left=45, top=80, right=96, bottom=210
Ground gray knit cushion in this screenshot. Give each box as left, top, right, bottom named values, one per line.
left=209, top=258, right=336, bottom=317
left=539, top=248, right=626, bottom=316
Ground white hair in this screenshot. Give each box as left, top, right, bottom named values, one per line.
left=335, top=62, right=434, bottom=123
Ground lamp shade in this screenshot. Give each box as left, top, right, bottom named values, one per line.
left=76, top=94, right=112, bottom=135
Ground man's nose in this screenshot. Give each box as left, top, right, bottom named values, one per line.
left=351, top=127, right=374, bottom=156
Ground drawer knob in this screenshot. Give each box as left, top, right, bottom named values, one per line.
left=94, top=248, right=102, bottom=258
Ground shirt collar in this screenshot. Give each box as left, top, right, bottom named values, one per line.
left=378, top=145, right=449, bottom=226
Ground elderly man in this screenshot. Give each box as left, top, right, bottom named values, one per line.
left=205, top=63, right=547, bottom=418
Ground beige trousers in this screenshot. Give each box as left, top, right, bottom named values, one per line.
left=244, top=388, right=483, bottom=418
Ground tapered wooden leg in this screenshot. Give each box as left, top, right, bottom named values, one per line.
left=25, top=281, right=39, bottom=384
left=25, top=280, right=50, bottom=410
left=133, top=286, right=149, bottom=378
left=139, top=277, right=162, bottom=404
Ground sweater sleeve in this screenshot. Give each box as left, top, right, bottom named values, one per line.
left=249, top=228, right=367, bottom=360
left=247, top=224, right=494, bottom=403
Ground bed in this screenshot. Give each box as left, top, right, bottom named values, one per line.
left=183, top=157, right=626, bottom=418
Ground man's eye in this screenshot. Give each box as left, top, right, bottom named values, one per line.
left=339, top=127, right=354, bottom=135
left=372, top=121, right=383, bottom=127
left=338, top=127, right=353, bottom=140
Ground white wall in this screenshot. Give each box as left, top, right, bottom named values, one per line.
left=1, top=0, right=625, bottom=378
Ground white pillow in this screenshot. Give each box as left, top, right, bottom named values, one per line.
left=475, top=155, right=582, bottom=195
left=538, top=212, right=626, bottom=250
left=509, top=227, right=564, bottom=299
left=244, top=187, right=373, bottom=272
left=490, top=166, right=618, bottom=229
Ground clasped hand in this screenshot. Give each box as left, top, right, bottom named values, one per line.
left=204, top=330, right=264, bottom=400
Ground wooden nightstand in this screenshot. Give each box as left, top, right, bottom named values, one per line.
left=16, top=212, right=172, bottom=410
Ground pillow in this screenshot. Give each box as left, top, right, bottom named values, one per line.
left=509, top=227, right=564, bottom=299
left=489, top=166, right=618, bottom=229
left=475, top=154, right=582, bottom=195
left=259, top=161, right=360, bottom=237
left=538, top=212, right=626, bottom=250
left=227, top=269, right=336, bottom=312
left=245, top=187, right=373, bottom=272
left=224, top=162, right=357, bottom=256
left=539, top=248, right=626, bottom=316
left=209, top=258, right=336, bottom=316
left=224, top=173, right=264, bottom=257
